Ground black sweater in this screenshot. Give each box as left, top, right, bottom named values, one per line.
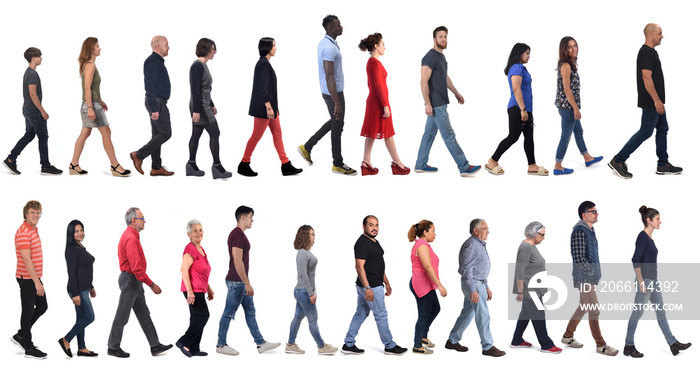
left=65, top=244, right=95, bottom=297
left=249, top=56, right=278, bottom=119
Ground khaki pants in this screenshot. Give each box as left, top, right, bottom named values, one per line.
left=563, top=284, right=606, bottom=347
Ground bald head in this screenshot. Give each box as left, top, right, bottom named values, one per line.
left=643, top=24, right=663, bottom=48
left=151, top=35, right=170, bottom=57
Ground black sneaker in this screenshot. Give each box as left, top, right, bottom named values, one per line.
left=11, top=332, right=24, bottom=351
left=608, top=158, right=632, bottom=179
left=3, top=158, right=21, bottom=175
left=41, top=165, right=63, bottom=176
left=341, top=344, right=364, bottom=355
left=384, top=345, right=408, bottom=356
left=25, top=347, right=47, bottom=359
left=656, top=163, right=683, bottom=175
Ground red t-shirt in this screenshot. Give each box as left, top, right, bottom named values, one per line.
left=15, top=221, right=43, bottom=279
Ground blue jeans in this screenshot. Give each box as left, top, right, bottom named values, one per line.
left=625, top=279, right=677, bottom=346
left=64, top=290, right=95, bottom=350
left=9, top=107, right=50, bottom=167
left=415, top=105, right=470, bottom=172
left=448, top=279, right=493, bottom=350
left=511, top=293, right=554, bottom=350
left=555, top=109, right=588, bottom=162
left=410, top=279, right=441, bottom=348
left=288, top=289, right=325, bottom=348
left=217, top=281, right=265, bottom=346
left=614, top=108, right=669, bottom=164
left=344, top=285, right=396, bottom=349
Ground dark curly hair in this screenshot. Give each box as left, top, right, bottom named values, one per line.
left=293, top=225, right=314, bottom=250
left=358, top=33, right=382, bottom=52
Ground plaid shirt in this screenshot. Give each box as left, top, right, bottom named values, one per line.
left=459, top=235, right=491, bottom=293
left=571, top=220, right=596, bottom=288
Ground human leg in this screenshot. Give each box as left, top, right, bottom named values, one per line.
left=203, top=122, right=222, bottom=165
left=65, top=291, right=95, bottom=350
left=329, top=92, right=345, bottom=167
left=415, top=115, right=439, bottom=169
left=447, top=280, right=475, bottom=344
left=138, top=99, right=172, bottom=169
left=363, top=138, right=374, bottom=165
left=130, top=278, right=160, bottom=347
left=8, top=110, right=38, bottom=164
left=491, top=106, right=524, bottom=162
left=267, top=116, right=289, bottom=163
left=654, top=113, right=669, bottom=165
left=432, top=105, right=469, bottom=171
left=365, top=286, right=396, bottom=349
left=304, top=94, right=334, bottom=152
left=384, top=137, right=405, bottom=168
left=563, top=289, right=588, bottom=339
left=649, top=282, right=677, bottom=345
left=581, top=286, right=606, bottom=347
left=287, top=299, right=305, bottom=345
left=522, top=112, right=536, bottom=166
left=294, top=288, right=325, bottom=348
left=555, top=109, right=575, bottom=165
left=344, top=285, right=371, bottom=346
left=188, top=125, right=205, bottom=162
left=524, top=295, right=554, bottom=349
left=107, top=272, right=140, bottom=350
left=472, top=281, right=494, bottom=350
left=240, top=294, right=265, bottom=345
left=242, top=117, right=269, bottom=163
left=178, top=292, right=209, bottom=352
left=624, top=287, right=648, bottom=346
left=511, top=301, right=531, bottom=346
left=70, top=127, right=93, bottom=166
left=217, top=281, right=244, bottom=346
left=614, top=108, right=658, bottom=162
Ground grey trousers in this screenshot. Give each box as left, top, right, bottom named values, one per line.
left=107, top=272, right=160, bottom=349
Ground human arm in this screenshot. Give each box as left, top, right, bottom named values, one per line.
left=355, top=258, right=373, bottom=301
left=631, top=234, right=648, bottom=293
left=383, top=273, right=392, bottom=296
left=83, top=63, right=96, bottom=120
left=296, top=250, right=315, bottom=297
left=180, top=252, right=195, bottom=304
left=144, top=57, right=159, bottom=119
left=232, top=247, right=253, bottom=295
left=514, top=245, right=530, bottom=301
left=368, top=59, right=391, bottom=118
left=323, top=60, right=342, bottom=119
left=642, top=69, right=664, bottom=114
left=511, top=75, right=528, bottom=121
left=256, top=61, right=277, bottom=119
left=189, top=62, right=204, bottom=123
left=28, top=85, right=48, bottom=120
left=124, top=237, right=155, bottom=289
left=571, top=230, right=594, bottom=276
left=206, top=284, right=214, bottom=300
left=446, top=75, right=464, bottom=104
left=417, top=245, right=446, bottom=297
left=420, top=65, right=433, bottom=116
left=515, top=279, right=524, bottom=302
left=560, top=63, right=581, bottom=119
left=20, top=249, right=44, bottom=296
left=66, top=246, right=81, bottom=300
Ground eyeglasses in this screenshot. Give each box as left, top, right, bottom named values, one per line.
left=28, top=211, right=42, bottom=216
left=537, top=232, right=545, bottom=237
left=585, top=210, right=598, bottom=215
left=135, top=217, right=145, bottom=221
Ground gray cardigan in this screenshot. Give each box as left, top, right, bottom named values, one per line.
left=295, top=249, right=317, bottom=296
left=512, top=241, right=547, bottom=298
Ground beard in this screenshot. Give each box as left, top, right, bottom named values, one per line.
left=437, top=41, right=447, bottom=49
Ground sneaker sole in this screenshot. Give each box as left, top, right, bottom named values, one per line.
left=3, top=162, right=21, bottom=175
left=384, top=351, right=407, bottom=356
left=607, top=162, right=632, bottom=179
left=332, top=170, right=357, bottom=176
left=284, top=350, right=305, bottom=354
left=655, top=171, right=682, bottom=175
left=510, top=345, right=532, bottom=348
left=460, top=167, right=482, bottom=177
left=541, top=349, right=562, bottom=354
left=415, top=169, right=437, bottom=173
left=297, top=147, right=313, bottom=166
left=596, top=351, right=619, bottom=356
left=341, top=349, right=364, bottom=355
left=216, top=351, right=239, bottom=356
left=25, top=354, right=47, bottom=359
left=318, top=351, right=337, bottom=355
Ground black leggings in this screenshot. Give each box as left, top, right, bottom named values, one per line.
left=189, top=122, right=221, bottom=164
left=491, top=106, right=535, bottom=165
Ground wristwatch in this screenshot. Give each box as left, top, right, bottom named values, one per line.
left=365, top=285, right=371, bottom=290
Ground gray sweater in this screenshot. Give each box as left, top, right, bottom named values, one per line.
left=295, top=249, right=317, bottom=296
left=512, top=241, right=547, bottom=298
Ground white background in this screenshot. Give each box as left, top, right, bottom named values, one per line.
left=1, top=0, right=697, bottom=375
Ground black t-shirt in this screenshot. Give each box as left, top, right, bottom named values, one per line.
left=23, top=67, right=42, bottom=109
left=637, top=45, right=664, bottom=108
left=421, top=49, right=449, bottom=108
left=354, top=234, right=385, bottom=288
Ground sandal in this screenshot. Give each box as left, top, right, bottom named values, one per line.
left=361, top=161, right=378, bottom=176
left=111, top=164, right=132, bottom=177
left=69, top=163, right=88, bottom=175
left=527, top=166, right=549, bottom=176
left=485, top=164, right=505, bottom=175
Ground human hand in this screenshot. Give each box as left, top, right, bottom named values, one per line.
left=310, top=294, right=317, bottom=305
left=425, top=104, right=433, bottom=117
left=383, top=106, right=390, bottom=118
left=438, top=285, right=447, bottom=297
left=192, top=113, right=200, bottom=123
left=151, top=112, right=160, bottom=121
left=245, top=284, right=254, bottom=296
left=150, top=283, right=162, bottom=295
left=186, top=290, right=195, bottom=305
left=470, top=291, right=479, bottom=303
left=520, top=109, right=529, bottom=122
left=72, top=295, right=81, bottom=306
left=365, top=288, right=374, bottom=301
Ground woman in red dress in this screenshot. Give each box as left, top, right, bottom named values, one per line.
left=358, top=33, right=409, bottom=175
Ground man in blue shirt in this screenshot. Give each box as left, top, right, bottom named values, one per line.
left=446, top=218, right=504, bottom=356
left=298, top=15, right=356, bottom=175
left=130, top=36, right=173, bottom=177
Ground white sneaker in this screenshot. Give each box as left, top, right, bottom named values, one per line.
left=318, top=344, right=338, bottom=355
left=596, top=344, right=619, bottom=356
left=561, top=336, right=583, bottom=348
left=216, top=344, right=239, bottom=356
left=285, top=343, right=305, bottom=354
left=257, top=341, right=281, bottom=353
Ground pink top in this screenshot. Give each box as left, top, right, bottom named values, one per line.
left=410, top=239, right=440, bottom=298
left=181, top=242, right=211, bottom=293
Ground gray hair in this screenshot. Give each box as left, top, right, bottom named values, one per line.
left=186, top=219, right=202, bottom=234
left=469, top=218, right=485, bottom=235
left=524, top=221, right=545, bottom=239
left=124, top=207, right=140, bottom=226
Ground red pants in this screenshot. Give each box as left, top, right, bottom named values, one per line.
left=242, top=116, right=289, bottom=163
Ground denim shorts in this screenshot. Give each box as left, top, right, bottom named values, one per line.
left=81, top=101, right=109, bottom=128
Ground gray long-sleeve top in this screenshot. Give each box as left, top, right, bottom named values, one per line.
left=295, top=249, right=317, bottom=296
left=512, top=241, right=547, bottom=298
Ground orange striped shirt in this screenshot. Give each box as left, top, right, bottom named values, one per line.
left=15, top=221, right=43, bottom=279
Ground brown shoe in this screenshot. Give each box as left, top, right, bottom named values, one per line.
left=445, top=340, right=469, bottom=352
left=482, top=346, right=505, bottom=357
left=130, top=152, right=144, bottom=175
left=150, top=166, right=174, bottom=176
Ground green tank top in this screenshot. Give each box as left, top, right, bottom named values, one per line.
left=81, top=67, right=102, bottom=102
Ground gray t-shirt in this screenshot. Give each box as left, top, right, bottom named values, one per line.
left=295, top=249, right=318, bottom=296
left=421, top=49, right=449, bottom=108
left=512, top=241, right=547, bottom=298
left=23, top=67, right=42, bottom=109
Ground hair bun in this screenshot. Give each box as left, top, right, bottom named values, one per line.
left=639, top=205, right=647, bottom=214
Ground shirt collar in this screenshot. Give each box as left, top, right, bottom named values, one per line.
left=150, top=51, right=165, bottom=63
left=126, top=226, right=141, bottom=239
left=575, top=219, right=594, bottom=232
left=23, top=220, right=37, bottom=231
left=324, top=34, right=339, bottom=48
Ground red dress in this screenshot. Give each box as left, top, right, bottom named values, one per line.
left=360, top=57, right=395, bottom=139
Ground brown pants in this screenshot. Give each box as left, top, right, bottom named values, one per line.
left=563, top=285, right=606, bottom=346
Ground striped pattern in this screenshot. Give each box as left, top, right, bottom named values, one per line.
left=15, top=221, right=43, bottom=278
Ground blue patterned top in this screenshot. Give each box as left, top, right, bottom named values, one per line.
left=555, top=68, right=581, bottom=109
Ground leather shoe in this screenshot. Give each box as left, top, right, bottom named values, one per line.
left=623, top=345, right=643, bottom=358
left=130, top=151, right=144, bottom=175
left=107, top=348, right=130, bottom=358
left=482, top=346, right=506, bottom=357
left=670, top=341, right=691, bottom=356
left=77, top=350, right=98, bottom=357
left=151, top=343, right=173, bottom=356
left=445, top=340, right=469, bottom=352
left=150, top=166, right=174, bottom=176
